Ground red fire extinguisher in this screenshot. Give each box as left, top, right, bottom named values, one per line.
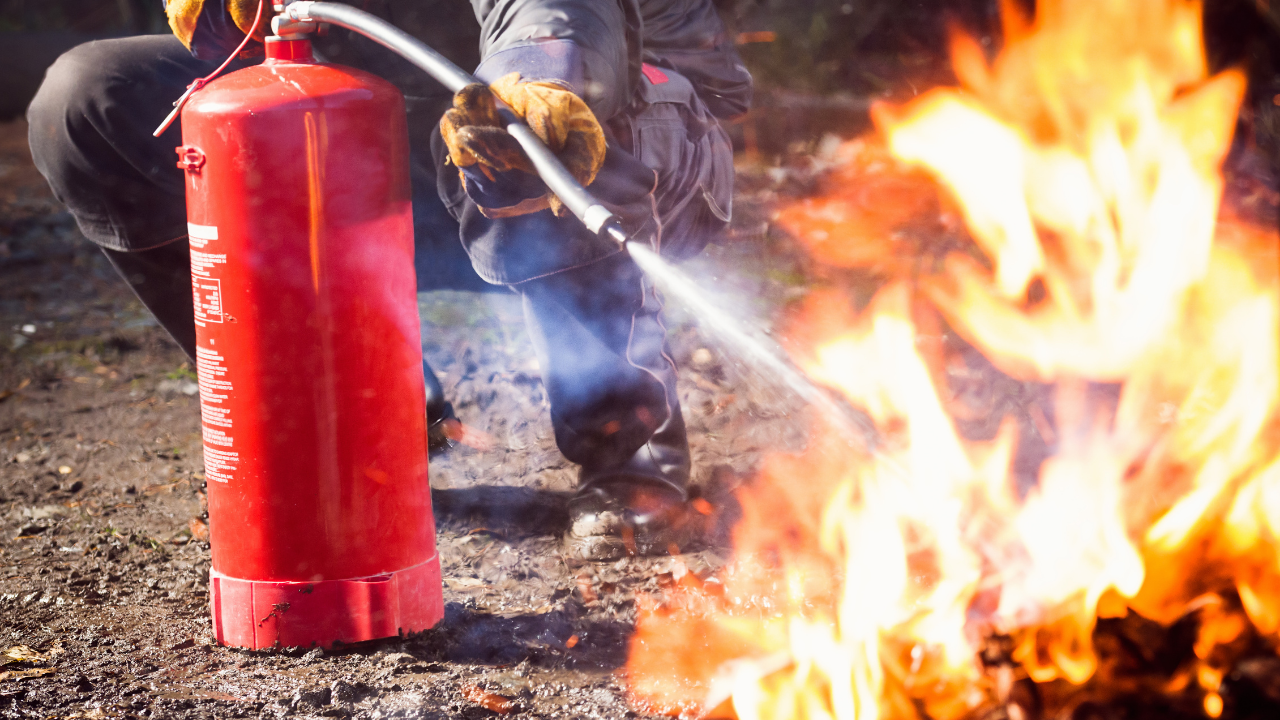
left=176, top=34, right=443, bottom=649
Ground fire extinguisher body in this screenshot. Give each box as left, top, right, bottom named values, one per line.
left=178, top=38, right=443, bottom=649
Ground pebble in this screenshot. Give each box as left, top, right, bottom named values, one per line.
left=331, top=679, right=358, bottom=704
left=156, top=379, right=199, bottom=396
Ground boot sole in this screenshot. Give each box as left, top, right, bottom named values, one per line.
left=563, top=519, right=701, bottom=561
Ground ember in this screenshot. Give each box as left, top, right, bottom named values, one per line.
left=627, top=0, right=1280, bottom=718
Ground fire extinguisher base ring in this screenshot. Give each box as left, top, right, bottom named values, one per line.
left=209, top=556, right=444, bottom=650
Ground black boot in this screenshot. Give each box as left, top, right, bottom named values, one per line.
left=423, top=359, right=456, bottom=452
left=565, top=408, right=700, bottom=559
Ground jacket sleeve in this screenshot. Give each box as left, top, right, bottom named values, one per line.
left=639, top=0, right=752, bottom=119
left=470, top=0, right=641, bottom=122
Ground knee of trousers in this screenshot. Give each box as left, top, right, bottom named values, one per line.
left=26, top=36, right=203, bottom=250
left=27, top=42, right=126, bottom=173
left=27, top=38, right=195, bottom=190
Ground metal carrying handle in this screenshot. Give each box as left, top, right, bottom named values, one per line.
left=281, top=1, right=629, bottom=247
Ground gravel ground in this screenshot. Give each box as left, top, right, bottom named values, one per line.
left=0, top=116, right=819, bottom=719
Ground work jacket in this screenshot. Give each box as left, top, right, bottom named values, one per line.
left=175, top=0, right=751, bottom=123
left=173, top=0, right=750, bottom=274
left=471, top=0, right=751, bottom=122
left=460, top=0, right=752, bottom=268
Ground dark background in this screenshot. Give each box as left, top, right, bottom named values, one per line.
left=2, top=0, right=1279, bottom=156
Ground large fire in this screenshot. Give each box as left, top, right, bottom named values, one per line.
left=627, top=0, right=1280, bottom=718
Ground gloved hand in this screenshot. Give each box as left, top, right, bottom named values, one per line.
left=165, top=0, right=267, bottom=59
left=439, top=73, right=607, bottom=218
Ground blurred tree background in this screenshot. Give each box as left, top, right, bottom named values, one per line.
left=2, top=0, right=1276, bottom=99
left=0, top=0, right=167, bottom=33
left=712, top=0, right=1280, bottom=158
left=1, top=0, right=1277, bottom=152
left=717, top=0, right=998, bottom=97
left=714, top=0, right=1279, bottom=96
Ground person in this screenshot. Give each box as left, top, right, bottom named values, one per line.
left=25, top=0, right=751, bottom=560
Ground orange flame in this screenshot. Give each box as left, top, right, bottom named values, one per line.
left=628, top=0, right=1280, bottom=717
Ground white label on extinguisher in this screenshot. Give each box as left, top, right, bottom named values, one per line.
left=191, top=244, right=227, bottom=326
left=189, top=222, right=237, bottom=483
left=204, top=447, right=239, bottom=484
left=192, top=277, right=224, bottom=325
left=187, top=222, right=218, bottom=246
left=197, top=344, right=237, bottom=483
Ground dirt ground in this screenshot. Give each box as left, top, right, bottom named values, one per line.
left=0, top=113, right=823, bottom=720
left=6, top=73, right=1278, bottom=715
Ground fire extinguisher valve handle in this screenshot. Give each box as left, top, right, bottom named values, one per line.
left=270, top=14, right=315, bottom=40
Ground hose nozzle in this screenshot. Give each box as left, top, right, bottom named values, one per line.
left=602, top=222, right=629, bottom=250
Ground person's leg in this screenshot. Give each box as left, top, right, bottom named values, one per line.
left=431, top=116, right=697, bottom=557
left=406, top=101, right=488, bottom=435
left=27, top=36, right=215, bottom=253
left=101, top=243, right=198, bottom=361
left=28, top=36, right=213, bottom=359
left=519, top=251, right=689, bottom=484
left=518, top=251, right=694, bottom=559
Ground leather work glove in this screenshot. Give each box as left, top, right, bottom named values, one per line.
left=165, top=0, right=268, bottom=59
left=439, top=73, right=607, bottom=218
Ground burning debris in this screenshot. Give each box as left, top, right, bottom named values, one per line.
left=627, top=1, right=1280, bottom=718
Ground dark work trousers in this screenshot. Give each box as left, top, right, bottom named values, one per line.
left=26, top=34, right=695, bottom=495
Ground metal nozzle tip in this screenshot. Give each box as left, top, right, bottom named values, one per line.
left=605, top=224, right=629, bottom=248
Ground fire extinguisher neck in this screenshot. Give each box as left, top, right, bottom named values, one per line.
left=264, top=37, right=315, bottom=63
